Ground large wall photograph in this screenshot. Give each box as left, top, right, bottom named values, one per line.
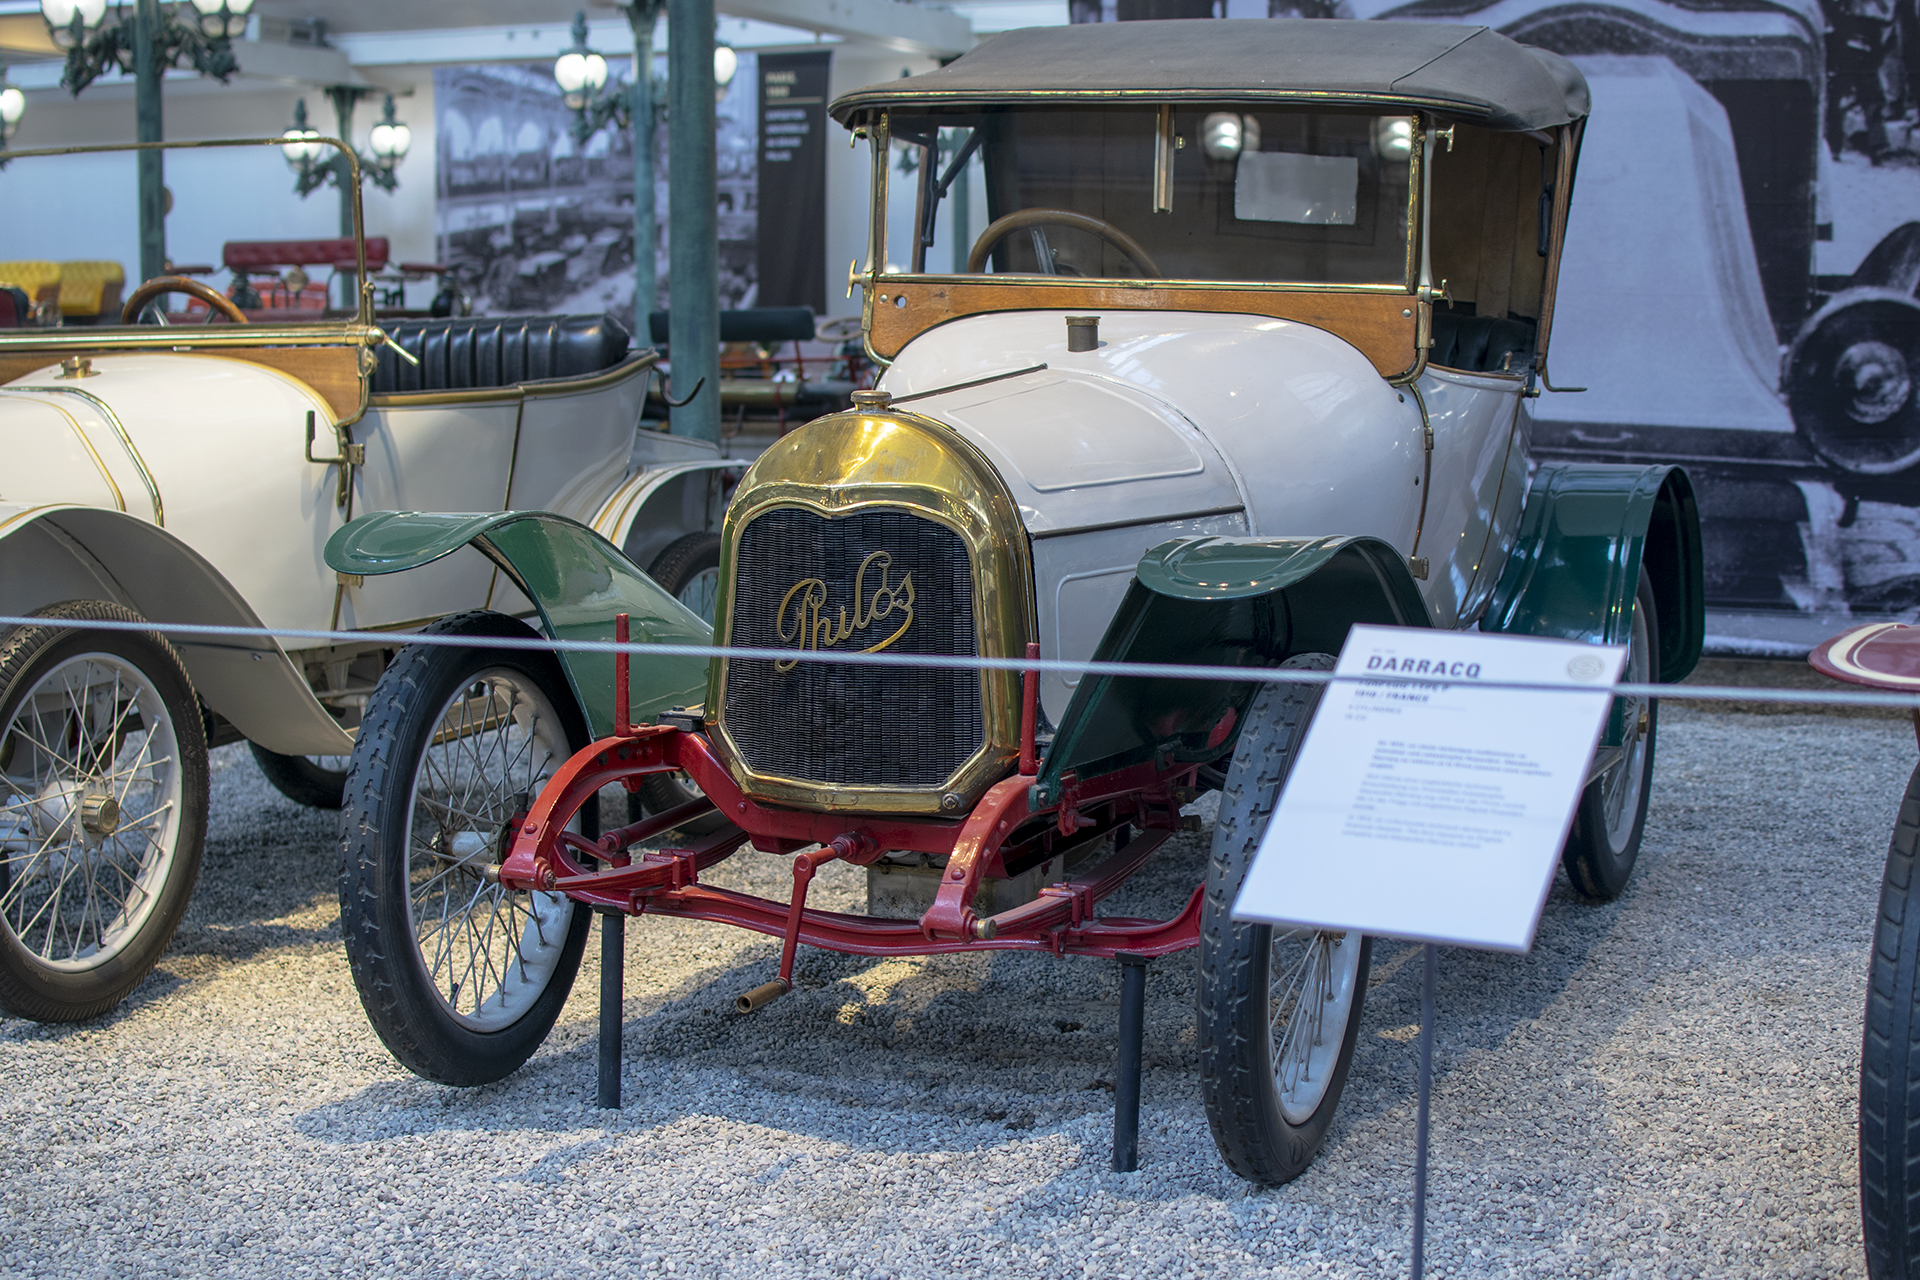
left=1085, top=0, right=1920, bottom=653
left=432, top=55, right=760, bottom=332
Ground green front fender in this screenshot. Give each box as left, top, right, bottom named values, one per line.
left=1035, top=534, right=1430, bottom=800
left=325, top=511, right=709, bottom=738
left=1480, top=464, right=1704, bottom=683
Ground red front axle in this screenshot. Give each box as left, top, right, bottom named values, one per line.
left=495, top=721, right=1205, bottom=966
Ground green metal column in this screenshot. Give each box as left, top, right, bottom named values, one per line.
left=629, top=1, right=663, bottom=333
left=133, top=0, right=165, bottom=281
left=665, top=0, right=718, bottom=442
left=328, top=87, right=362, bottom=309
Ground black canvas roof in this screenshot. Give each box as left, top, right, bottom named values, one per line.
left=829, top=19, right=1589, bottom=132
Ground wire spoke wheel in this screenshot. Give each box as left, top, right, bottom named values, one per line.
left=0, top=603, right=206, bottom=1022
left=405, top=671, right=573, bottom=1030
left=1562, top=568, right=1661, bottom=901
left=339, top=611, right=591, bottom=1086
left=1268, top=927, right=1365, bottom=1125
left=1199, top=652, right=1371, bottom=1186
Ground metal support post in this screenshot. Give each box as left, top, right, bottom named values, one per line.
left=132, top=0, right=165, bottom=282
left=665, top=0, right=719, bottom=442
left=628, top=2, right=663, bottom=326
left=326, top=86, right=367, bottom=308
left=598, top=910, right=624, bottom=1109
left=1113, top=953, right=1147, bottom=1172
left=1411, top=942, right=1437, bottom=1279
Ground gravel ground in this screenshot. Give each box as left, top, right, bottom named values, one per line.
left=0, top=691, right=1905, bottom=1278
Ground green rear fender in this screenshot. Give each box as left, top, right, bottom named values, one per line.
left=1479, top=464, right=1704, bottom=683
left=325, top=511, right=710, bottom=738
left=1034, top=534, right=1430, bottom=801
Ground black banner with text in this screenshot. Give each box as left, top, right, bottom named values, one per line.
left=756, top=51, right=831, bottom=314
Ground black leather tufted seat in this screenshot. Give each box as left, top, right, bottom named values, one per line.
left=370, top=313, right=633, bottom=395
left=1428, top=309, right=1534, bottom=374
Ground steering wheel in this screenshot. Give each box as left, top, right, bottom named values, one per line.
left=965, top=208, right=1164, bottom=279
left=121, top=275, right=249, bottom=326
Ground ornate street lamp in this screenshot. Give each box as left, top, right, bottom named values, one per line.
left=0, top=61, right=26, bottom=169
left=554, top=6, right=736, bottom=323
left=40, top=0, right=256, bottom=281
left=283, top=91, right=410, bottom=307
left=284, top=92, right=410, bottom=199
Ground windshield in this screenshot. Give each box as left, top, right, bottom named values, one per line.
left=887, top=105, right=1417, bottom=288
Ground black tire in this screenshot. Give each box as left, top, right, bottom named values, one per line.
left=642, top=532, right=727, bottom=831
left=1198, top=652, right=1372, bottom=1186
left=1864, top=763, right=1920, bottom=1279
left=339, top=610, right=592, bottom=1085
left=647, top=531, right=722, bottom=625
left=1561, top=569, right=1660, bottom=901
left=0, top=601, right=208, bottom=1021
left=248, top=743, right=350, bottom=810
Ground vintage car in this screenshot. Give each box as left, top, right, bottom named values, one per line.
left=0, top=138, right=737, bottom=1024
left=324, top=20, right=1704, bottom=1185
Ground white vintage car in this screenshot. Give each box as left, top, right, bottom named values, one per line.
left=0, top=138, right=736, bottom=1024
left=327, top=20, right=1709, bottom=1186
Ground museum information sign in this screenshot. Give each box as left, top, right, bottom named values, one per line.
left=756, top=51, right=831, bottom=313
left=1234, top=626, right=1626, bottom=952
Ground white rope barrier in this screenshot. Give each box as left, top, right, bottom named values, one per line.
left=0, top=612, right=1911, bottom=710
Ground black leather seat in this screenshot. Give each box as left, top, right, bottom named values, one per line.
left=370, top=313, right=632, bottom=395
left=1429, top=309, right=1534, bottom=374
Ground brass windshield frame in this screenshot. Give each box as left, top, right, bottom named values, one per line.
left=860, top=103, right=1428, bottom=365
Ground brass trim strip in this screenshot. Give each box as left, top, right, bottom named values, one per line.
left=0, top=323, right=384, bottom=354
left=6, top=385, right=164, bottom=526
left=872, top=273, right=1412, bottom=296
left=2, top=392, right=126, bottom=514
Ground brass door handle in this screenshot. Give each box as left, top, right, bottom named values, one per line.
left=305, top=410, right=364, bottom=511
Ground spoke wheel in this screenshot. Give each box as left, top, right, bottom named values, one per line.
left=1562, top=569, right=1660, bottom=901
left=0, top=602, right=207, bottom=1022
left=1198, top=652, right=1371, bottom=1186
left=339, top=611, right=591, bottom=1085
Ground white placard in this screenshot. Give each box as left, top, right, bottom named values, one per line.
left=1232, top=626, right=1627, bottom=953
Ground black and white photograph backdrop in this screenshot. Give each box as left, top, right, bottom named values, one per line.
left=433, top=53, right=761, bottom=333
left=1088, top=0, right=1920, bottom=653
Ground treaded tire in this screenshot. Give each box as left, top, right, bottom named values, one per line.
left=1562, top=569, right=1660, bottom=901
left=0, top=601, right=207, bottom=1022
left=647, top=532, right=722, bottom=624
left=248, top=743, right=348, bottom=810
left=338, top=610, right=592, bottom=1085
left=1863, top=762, right=1920, bottom=1279
left=1198, top=652, right=1371, bottom=1186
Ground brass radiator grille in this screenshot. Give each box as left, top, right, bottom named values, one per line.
left=722, top=507, right=983, bottom=789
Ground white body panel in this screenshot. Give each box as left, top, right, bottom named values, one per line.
left=880, top=309, right=1527, bottom=644
left=1414, top=366, right=1530, bottom=628
left=1031, top=511, right=1249, bottom=723
left=0, top=349, right=701, bottom=754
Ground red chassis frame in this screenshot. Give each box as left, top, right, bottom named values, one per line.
left=494, top=639, right=1205, bottom=997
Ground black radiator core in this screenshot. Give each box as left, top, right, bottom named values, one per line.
left=723, top=507, right=984, bottom=789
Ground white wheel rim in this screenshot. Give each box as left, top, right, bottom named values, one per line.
left=0, top=653, right=183, bottom=972
left=404, top=669, right=575, bottom=1031
left=1269, top=927, right=1364, bottom=1125
left=1599, top=603, right=1653, bottom=854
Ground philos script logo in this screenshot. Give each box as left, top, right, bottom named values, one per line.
left=774, top=550, right=915, bottom=672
